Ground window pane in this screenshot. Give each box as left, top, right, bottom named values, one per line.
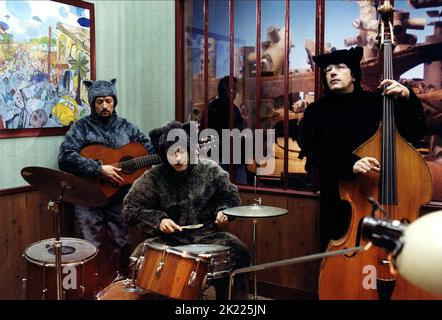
left=183, top=0, right=318, bottom=191
left=325, top=0, right=442, bottom=201
left=397, top=0, right=442, bottom=201
left=184, top=0, right=204, bottom=123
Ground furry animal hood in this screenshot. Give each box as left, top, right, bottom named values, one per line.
left=83, top=79, right=118, bottom=109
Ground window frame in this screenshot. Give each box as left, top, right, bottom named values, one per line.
left=175, top=0, right=325, bottom=196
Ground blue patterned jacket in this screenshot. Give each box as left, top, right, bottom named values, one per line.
left=58, top=112, right=155, bottom=177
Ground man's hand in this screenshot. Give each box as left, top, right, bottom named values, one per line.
left=353, top=157, right=380, bottom=174
left=215, top=211, right=228, bottom=225
left=101, top=164, right=124, bottom=186
left=378, top=79, right=410, bottom=100
left=160, top=219, right=182, bottom=233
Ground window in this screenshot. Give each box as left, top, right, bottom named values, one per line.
left=177, top=0, right=323, bottom=193
left=177, top=0, right=442, bottom=202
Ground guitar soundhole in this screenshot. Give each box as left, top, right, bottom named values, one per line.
left=120, top=156, right=136, bottom=174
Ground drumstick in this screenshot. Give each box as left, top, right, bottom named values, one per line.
left=180, top=224, right=204, bottom=230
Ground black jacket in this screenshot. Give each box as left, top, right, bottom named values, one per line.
left=298, top=89, right=426, bottom=248
left=298, top=89, right=426, bottom=185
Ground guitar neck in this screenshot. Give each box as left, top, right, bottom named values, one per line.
left=119, top=154, right=162, bottom=171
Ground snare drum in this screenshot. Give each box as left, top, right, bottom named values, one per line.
left=23, top=237, right=98, bottom=300
left=173, top=244, right=231, bottom=280
left=135, top=241, right=208, bottom=300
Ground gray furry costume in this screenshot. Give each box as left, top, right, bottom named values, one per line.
left=58, top=79, right=155, bottom=281
left=123, top=121, right=251, bottom=300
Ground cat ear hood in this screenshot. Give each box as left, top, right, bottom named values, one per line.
left=83, top=78, right=118, bottom=107
left=149, top=120, right=192, bottom=162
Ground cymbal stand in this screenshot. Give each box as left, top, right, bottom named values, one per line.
left=251, top=176, right=261, bottom=300
left=127, top=257, right=143, bottom=293
left=47, top=182, right=69, bottom=300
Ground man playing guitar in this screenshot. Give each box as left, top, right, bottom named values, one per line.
left=58, top=78, right=155, bottom=286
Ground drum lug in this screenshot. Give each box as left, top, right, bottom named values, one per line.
left=201, top=275, right=208, bottom=290
left=155, top=260, right=164, bottom=276
left=188, top=259, right=202, bottom=288
left=21, top=278, right=27, bottom=292
left=137, top=257, right=144, bottom=270
left=42, top=288, right=47, bottom=300
left=188, top=271, right=197, bottom=287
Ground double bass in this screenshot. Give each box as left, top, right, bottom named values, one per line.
left=318, top=0, right=437, bottom=300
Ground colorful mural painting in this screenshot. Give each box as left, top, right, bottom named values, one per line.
left=0, top=0, right=94, bottom=134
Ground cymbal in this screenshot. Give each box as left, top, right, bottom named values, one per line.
left=223, top=204, right=288, bottom=218
left=21, top=166, right=108, bottom=207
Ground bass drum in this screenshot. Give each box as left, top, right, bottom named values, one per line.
left=96, top=278, right=168, bottom=300
left=23, top=237, right=97, bottom=300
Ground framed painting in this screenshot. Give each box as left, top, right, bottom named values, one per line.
left=0, top=0, right=95, bottom=138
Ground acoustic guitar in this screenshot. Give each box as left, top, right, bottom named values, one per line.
left=80, top=142, right=161, bottom=198
left=80, top=137, right=217, bottom=199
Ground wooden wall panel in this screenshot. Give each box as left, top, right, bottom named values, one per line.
left=0, top=191, right=60, bottom=299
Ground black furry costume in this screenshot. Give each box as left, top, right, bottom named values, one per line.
left=123, top=121, right=251, bottom=300
left=298, top=47, right=426, bottom=251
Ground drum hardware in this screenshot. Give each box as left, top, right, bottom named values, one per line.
left=80, top=261, right=86, bottom=296
left=21, top=167, right=106, bottom=300
left=46, top=243, right=76, bottom=255
left=155, top=249, right=167, bottom=277
left=125, top=257, right=144, bottom=293
left=155, top=260, right=165, bottom=276
left=188, top=259, right=203, bottom=287
left=188, top=271, right=197, bottom=287
left=41, top=265, right=47, bottom=300
left=223, top=176, right=288, bottom=300
left=96, top=278, right=150, bottom=300
left=134, top=255, right=144, bottom=271
left=21, top=277, right=26, bottom=292
left=47, top=196, right=64, bottom=299
left=227, top=245, right=368, bottom=300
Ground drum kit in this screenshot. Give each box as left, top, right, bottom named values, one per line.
left=21, top=166, right=107, bottom=300
left=224, top=198, right=287, bottom=299
left=21, top=166, right=288, bottom=300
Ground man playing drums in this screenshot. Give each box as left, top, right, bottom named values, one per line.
left=123, top=120, right=251, bottom=300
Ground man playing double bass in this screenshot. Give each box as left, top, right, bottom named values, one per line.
left=298, top=46, right=426, bottom=252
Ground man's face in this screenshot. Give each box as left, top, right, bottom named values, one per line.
left=325, top=63, right=355, bottom=94
left=166, top=145, right=189, bottom=172
left=95, top=96, right=115, bottom=117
